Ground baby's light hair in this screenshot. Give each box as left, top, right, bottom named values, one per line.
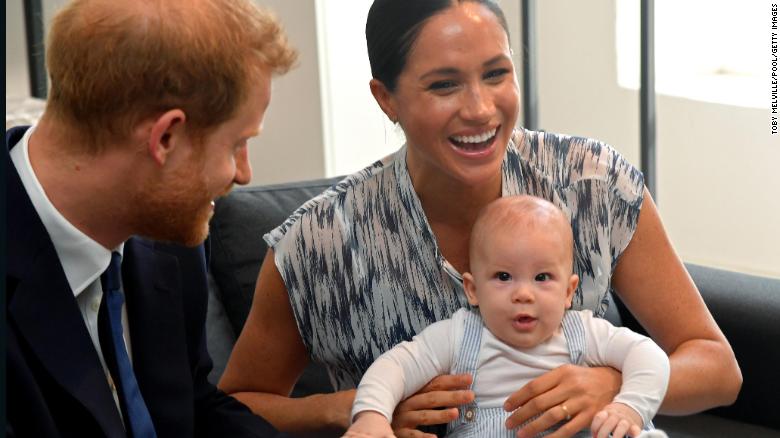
left=470, top=196, right=575, bottom=272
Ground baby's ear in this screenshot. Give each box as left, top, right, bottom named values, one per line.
left=462, top=273, right=480, bottom=307
left=564, top=274, right=579, bottom=309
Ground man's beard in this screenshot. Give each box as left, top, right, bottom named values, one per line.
left=132, top=161, right=218, bottom=247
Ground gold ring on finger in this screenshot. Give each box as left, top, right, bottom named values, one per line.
left=560, top=404, right=571, bottom=421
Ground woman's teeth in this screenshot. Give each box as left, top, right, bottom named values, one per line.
left=450, top=128, right=498, bottom=151
left=451, top=128, right=497, bottom=144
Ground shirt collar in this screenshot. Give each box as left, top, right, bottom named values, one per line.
left=10, top=124, right=124, bottom=297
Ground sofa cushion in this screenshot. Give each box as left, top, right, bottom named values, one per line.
left=207, top=177, right=342, bottom=394
left=208, top=177, right=342, bottom=336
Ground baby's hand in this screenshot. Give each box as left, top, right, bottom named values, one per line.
left=590, top=402, right=643, bottom=438
left=342, top=411, right=396, bottom=438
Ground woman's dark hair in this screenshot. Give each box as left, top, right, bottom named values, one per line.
left=365, top=0, right=509, bottom=92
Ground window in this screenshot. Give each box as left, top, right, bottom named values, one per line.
left=616, top=0, right=764, bottom=108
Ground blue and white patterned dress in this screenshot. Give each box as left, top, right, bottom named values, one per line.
left=264, top=129, right=645, bottom=390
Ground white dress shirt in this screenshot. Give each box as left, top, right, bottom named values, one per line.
left=10, top=124, right=131, bottom=416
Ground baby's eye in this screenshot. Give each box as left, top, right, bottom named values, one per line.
left=535, top=273, right=551, bottom=282
left=496, top=272, right=512, bottom=281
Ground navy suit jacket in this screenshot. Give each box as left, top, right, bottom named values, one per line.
left=6, top=126, right=281, bottom=437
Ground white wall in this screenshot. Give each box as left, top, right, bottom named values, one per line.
left=314, top=0, right=403, bottom=178
left=6, top=1, right=30, bottom=98
left=535, top=0, right=779, bottom=278
left=248, top=0, right=326, bottom=185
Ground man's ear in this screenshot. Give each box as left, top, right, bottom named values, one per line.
left=147, top=109, right=187, bottom=166
left=463, top=272, right=480, bottom=307
left=564, top=274, right=579, bottom=309
left=369, top=79, right=398, bottom=124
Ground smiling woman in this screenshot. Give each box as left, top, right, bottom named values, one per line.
left=368, top=1, right=519, bottom=229
left=219, top=1, right=741, bottom=436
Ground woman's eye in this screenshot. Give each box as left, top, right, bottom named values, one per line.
left=535, top=273, right=551, bottom=282
left=496, top=272, right=512, bottom=281
left=484, top=68, right=509, bottom=82
left=428, top=80, right=457, bottom=91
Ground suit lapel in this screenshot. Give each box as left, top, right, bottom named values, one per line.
left=122, top=239, right=193, bottom=427
left=6, top=129, right=126, bottom=436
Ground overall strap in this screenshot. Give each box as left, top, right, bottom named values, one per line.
left=449, top=307, right=483, bottom=430
left=561, top=310, right=587, bottom=365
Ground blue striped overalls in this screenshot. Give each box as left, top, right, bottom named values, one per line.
left=446, top=308, right=590, bottom=438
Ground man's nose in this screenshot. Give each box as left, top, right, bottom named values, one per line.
left=234, top=147, right=252, bottom=185
left=460, top=83, right=495, bottom=123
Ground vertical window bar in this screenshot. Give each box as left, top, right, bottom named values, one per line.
left=521, top=0, right=539, bottom=131
left=24, top=0, right=48, bottom=99
left=640, top=0, right=657, bottom=200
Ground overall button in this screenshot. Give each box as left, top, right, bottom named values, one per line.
left=464, top=407, right=475, bottom=422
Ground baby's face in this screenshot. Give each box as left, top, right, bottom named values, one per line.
left=463, top=222, right=578, bottom=349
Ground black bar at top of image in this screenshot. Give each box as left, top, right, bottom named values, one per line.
left=24, top=0, right=48, bottom=99
left=521, top=0, right=539, bottom=131
left=640, top=0, right=657, bottom=201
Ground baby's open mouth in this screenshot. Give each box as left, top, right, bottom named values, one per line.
left=513, top=314, right=537, bottom=331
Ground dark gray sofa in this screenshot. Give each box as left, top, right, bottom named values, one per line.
left=205, top=177, right=780, bottom=437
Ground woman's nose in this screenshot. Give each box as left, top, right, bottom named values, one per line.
left=460, top=84, right=494, bottom=123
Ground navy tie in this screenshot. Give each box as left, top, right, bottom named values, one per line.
left=100, top=252, right=157, bottom=438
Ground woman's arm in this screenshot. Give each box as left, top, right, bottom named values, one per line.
left=218, top=250, right=474, bottom=436
left=218, top=249, right=356, bottom=434
left=610, top=188, right=741, bottom=413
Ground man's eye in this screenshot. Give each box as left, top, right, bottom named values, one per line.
left=535, top=273, right=551, bottom=282
left=496, top=272, right=512, bottom=281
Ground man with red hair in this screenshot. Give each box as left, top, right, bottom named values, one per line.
left=6, top=0, right=296, bottom=436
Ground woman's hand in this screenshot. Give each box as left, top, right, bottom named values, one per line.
left=503, top=365, right=622, bottom=438
left=390, top=374, right=475, bottom=438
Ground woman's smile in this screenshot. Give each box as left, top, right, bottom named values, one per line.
left=449, top=125, right=499, bottom=157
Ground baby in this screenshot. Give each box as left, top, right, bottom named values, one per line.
left=344, top=196, right=670, bottom=438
